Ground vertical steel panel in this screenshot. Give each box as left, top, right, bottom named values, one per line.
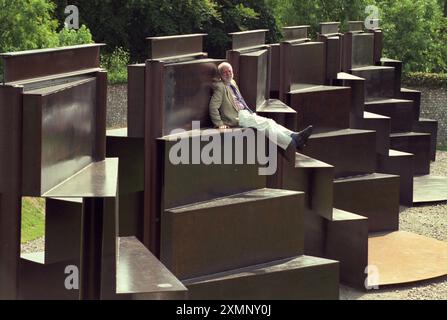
left=127, top=64, right=146, bottom=137
left=0, top=85, right=23, bottom=299
left=162, top=61, right=217, bottom=133
left=95, top=71, right=107, bottom=161
left=22, top=79, right=97, bottom=196
left=144, top=61, right=164, bottom=255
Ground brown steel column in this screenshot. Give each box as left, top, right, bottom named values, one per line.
left=0, top=85, right=23, bottom=299
left=95, top=71, right=108, bottom=161
left=79, top=198, right=104, bottom=300
left=143, top=61, right=164, bottom=256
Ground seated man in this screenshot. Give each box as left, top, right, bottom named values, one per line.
left=209, top=62, right=313, bottom=151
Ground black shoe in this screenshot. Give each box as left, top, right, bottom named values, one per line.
left=291, top=125, right=313, bottom=150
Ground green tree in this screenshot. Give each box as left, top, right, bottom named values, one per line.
left=52, top=0, right=219, bottom=60
left=268, top=0, right=446, bottom=73
left=267, top=0, right=368, bottom=37
left=0, top=0, right=59, bottom=53
left=57, top=25, right=93, bottom=46
left=0, top=0, right=94, bottom=81
left=371, top=0, right=447, bottom=73
left=51, top=0, right=280, bottom=61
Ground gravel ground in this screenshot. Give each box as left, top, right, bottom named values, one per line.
left=21, top=236, right=44, bottom=254
left=341, top=150, right=447, bottom=300
left=107, top=84, right=127, bottom=129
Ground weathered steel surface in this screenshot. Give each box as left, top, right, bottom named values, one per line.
left=326, top=209, right=368, bottom=288
left=22, top=78, right=97, bottom=196
left=161, top=130, right=266, bottom=210
left=378, top=150, right=414, bottom=206
left=413, top=118, right=438, bottom=161
left=184, top=255, right=339, bottom=300
left=342, top=32, right=353, bottom=71
left=162, top=189, right=304, bottom=279
left=351, top=66, right=395, bottom=101
left=351, top=33, right=375, bottom=68
left=147, top=34, right=206, bottom=60
left=95, top=71, right=108, bottom=161
left=1, top=43, right=120, bottom=301
left=320, top=22, right=340, bottom=35
left=0, top=44, right=103, bottom=83
left=106, top=129, right=144, bottom=238
left=279, top=152, right=334, bottom=220
left=361, top=111, right=391, bottom=156
left=127, top=64, right=146, bottom=137
left=269, top=43, right=280, bottom=97
left=337, top=72, right=366, bottom=127
left=45, top=198, right=83, bottom=264
left=382, top=58, right=402, bottom=97
left=80, top=194, right=118, bottom=300
left=239, top=49, right=268, bottom=109
left=283, top=26, right=310, bottom=41
left=18, top=253, right=80, bottom=300
left=42, top=158, right=118, bottom=198
left=368, top=231, right=447, bottom=286
left=144, top=59, right=164, bottom=254
left=325, top=36, right=343, bottom=82
left=304, top=129, right=377, bottom=178
left=0, top=85, right=23, bottom=299
left=80, top=197, right=104, bottom=300
left=117, top=236, right=187, bottom=300
left=413, top=175, right=447, bottom=203
left=289, top=85, right=351, bottom=130
left=162, top=60, right=218, bottom=132
left=289, top=42, right=326, bottom=86
left=364, top=99, right=415, bottom=133
left=371, top=29, right=384, bottom=64
left=229, top=29, right=268, bottom=50
left=348, top=21, right=364, bottom=32
left=400, top=88, right=421, bottom=121
left=334, top=173, right=400, bottom=232
left=142, top=35, right=226, bottom=253
left=390, top=132, right=431, bottom=175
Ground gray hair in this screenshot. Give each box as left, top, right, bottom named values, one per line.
left=218, top=62, right=232, bottom=75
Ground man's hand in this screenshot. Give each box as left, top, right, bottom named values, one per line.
left=219, top=125, right=229, bottom=129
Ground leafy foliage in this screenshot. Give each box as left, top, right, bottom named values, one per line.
left=267, top=0, right=447, bottom=74
left=51, top=0, right=280, bottom=60
left=0, top=0, right=94, bottom=81
left=0, top=0, right=59, bottom=53
left=370, top=0, right=447, bottom=73
left=267, top=0, right=368, bottom=37
left=57, top=25, right=93, bottom=46
left=101, top=47, right=130, bottom=84
left=2, top=0, right=446, bottom=82
left=403, top=72, right=447, bottom=88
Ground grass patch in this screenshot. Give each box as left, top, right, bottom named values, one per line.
left=438, top=145, right=447, bottom=152
left=21, top=198, right=45, bottom=244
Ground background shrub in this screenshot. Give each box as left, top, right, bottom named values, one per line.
left=51, top=0, right=280, bottom=61
left=0, top=0, right=94, bottom=81
left=370, top=0, right=447, bottom=74
left=101, top=47, right=130, bottom=84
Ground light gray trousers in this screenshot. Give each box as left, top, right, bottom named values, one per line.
left=238, top=110, right=293, bottom=150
